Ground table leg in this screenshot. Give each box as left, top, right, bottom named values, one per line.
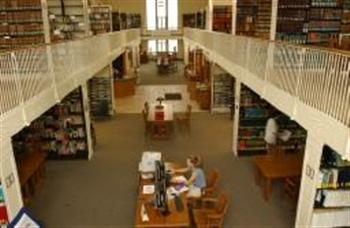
left=255, top=167, right=262, bottom=187
left=264, top=178, right=272, bottom=201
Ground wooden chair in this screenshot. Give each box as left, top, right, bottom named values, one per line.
left=176, top=104, right=192, bottom=131
left=203, top=169, right=220, bottom=197
left=284, top=176, right=300, bottom=200
left=193, top=193, right=229, bottom=228
left=142, top=109, right=151, bottom=136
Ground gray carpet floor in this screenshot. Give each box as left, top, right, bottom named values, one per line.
left=139, top=61, right=186, bottom=85
left=28, top=113, right=296, bottom=228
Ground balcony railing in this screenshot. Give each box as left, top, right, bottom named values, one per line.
left=184, top=28, right=350, bottom=127
left=0, top=29, right=140, bottom=116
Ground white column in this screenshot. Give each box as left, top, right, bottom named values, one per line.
left=295, top=133, right=323, bottom=227
left=41, top=0, right=50, bottom=43
left=109, top=64, right=116, bottom=115
left=270, top=0, right=278, bottom=41
left=184, top=41, right=189, bottom=65
left=208, top=0, right=213, bottom=31
left=231, top=0, right=237, bottom=35
left=232, top=80, right=241, bottom=156
left=82, top=0, right=91, bottom=36
left=0, top=138, right=23, bottom=220
left=81, top=84, right=94, bottom=160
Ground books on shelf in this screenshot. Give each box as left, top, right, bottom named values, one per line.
left=88, top=77, right=113, bottom=117
left=212, top=73, right=234, bottom=112
left=213, top=5, right=232, bottom=34
left=313, top=145, right=350, bottom=227
left=0, top=0, right=45, bottom=50
left=238, top=84, right=307, bottom=156
left=12, top=87, right=89, bottom=160
left=89, top=5, right=112, bottom=35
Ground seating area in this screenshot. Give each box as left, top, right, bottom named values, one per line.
left=142, top=101, right=192, bottom=140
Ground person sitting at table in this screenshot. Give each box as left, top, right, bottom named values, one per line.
left=171, top=155, right=207, bottom=198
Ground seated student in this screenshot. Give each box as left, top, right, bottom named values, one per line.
left=172, top=155, right=207, bottom=198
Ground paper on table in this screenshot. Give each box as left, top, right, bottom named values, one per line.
left=143, top=185, right=155, bottom=194
left=141, top=204, right=149, bottom=222
left=172, top=175, right=187, bottom=184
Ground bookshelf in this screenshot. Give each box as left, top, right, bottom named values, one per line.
left=12, top=87, right=90, bottom=160
left=183, top=13, right=196, bottom=28
left=237, top=84, right=307, bottom=156
left=111, top=11, right=120, bottom=31
left=88, top=67, right=114, bottom=118
left=211, top=69, right=235, bottom=113
left=276, top=0, right=346, bottom=47
left=236, top=0, right=258, bottom=36
left=340, top=0, right=350, bottom=49
left=0, top=0, right=46, bottom=50
left=196, top=9, right=206, bottom=29
left=312, top=145, right=350, bottom=227
left=256, top=0, right=272, bottom=39
left=89, top=5, right=112, bottom=35
left=276, top=0, right=309, bottom=44
left=47, top=0, right=89, bottom=42
left=213, top=5, right=232, bottom=33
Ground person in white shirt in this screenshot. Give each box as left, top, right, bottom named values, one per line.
left=264, top=117, right=279, bottom=155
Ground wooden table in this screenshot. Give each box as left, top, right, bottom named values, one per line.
left=254, top=154, right=303, bottom=201
left=135, top=165, right=190, bottom=227
left=17, top=151, right=47, bottom=204
left=147, top=104, right=174, bottom=140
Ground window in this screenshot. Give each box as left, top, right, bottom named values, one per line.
left=146, top=0, right=178, bottom=30
left=148, top=39, right=178, bottom=54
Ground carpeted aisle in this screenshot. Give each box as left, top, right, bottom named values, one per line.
left=28, top=113, right=296, bottom=228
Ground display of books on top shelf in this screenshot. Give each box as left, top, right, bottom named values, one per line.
left=89, top=5, right=112, bottom=35
left=0, top=0, right=45, bottom=50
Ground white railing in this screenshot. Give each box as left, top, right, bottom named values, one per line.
left=184, top=28, right=350, bottom=127
left=0, top=29, right=140, bottom=116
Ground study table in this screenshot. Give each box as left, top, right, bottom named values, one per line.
left=135, top=163, right=190, bottom=228
left=254, top=153, right=303, bottom=201
left=147, top=103, right=174, bottom=140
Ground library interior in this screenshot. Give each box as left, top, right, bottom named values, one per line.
left=0, top=0, right=349, bottom=227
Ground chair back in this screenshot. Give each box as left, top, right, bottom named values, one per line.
left=215, top=193, right=228, bottom=215
left=185, top=104, right=192, bottom=119
left=144, top=102, right=150, bottom=113
left=142, top=109, right=148, bottom=123
left=207, top=169, right=219, bottom=188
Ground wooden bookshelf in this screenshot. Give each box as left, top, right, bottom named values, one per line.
left=213, top=5, right=232, bottom=33
left=183, top=13, right=196, bottom=28
left=89, top=5, right=112, bottom=35
left=0, top=0, right=46, bottom=50
left=237, top=0, right=258, bottom=36
left=47, top=0, right=88, bottom=42
left=256, top=0, right=272, bottom=39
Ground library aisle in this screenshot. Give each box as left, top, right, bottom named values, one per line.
left=28, top=113, right=296, bottom=227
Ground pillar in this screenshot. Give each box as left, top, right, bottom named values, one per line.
left=0, top=138, right=23, bottom=220
left=232, top=80, right=241, bottom=156
left=81, top=84, right=94, bottom=160
left=295, top=133, right=323, bottom=227
left=232, top=0, right=237, bottom=35
left=270, top=0, right=278, bottom=41
left=208, top=0, right=213, bottom=31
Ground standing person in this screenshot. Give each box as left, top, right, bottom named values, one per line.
left=264, top=115, right=279, bottom=156
left=172, top=155, right=207, bottom=198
